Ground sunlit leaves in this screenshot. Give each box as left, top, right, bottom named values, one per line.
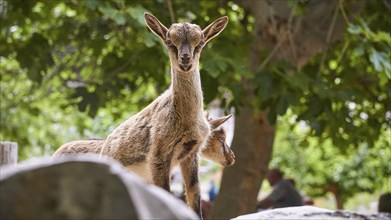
left=258, top=2, right=390, bottom=205
left=281, top=12, right=391, bottom=149
left=84, top=0, right=100, bottom=10
left=347, top=19, right=391, bottom=79
left=369, top=50, right=390, bottom=77
left=98, top=2, right=125, bottom=25
left=271, top=113, right=391, bottom=203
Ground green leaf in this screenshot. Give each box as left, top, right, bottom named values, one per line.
left=15, top=33, right=53, bottom=84
left=142, top=31, right=157, bottom=48
left=84, top=0, right=101, bottom=10
left=276, top=95, right=289, bottom=116
left=370, top=50, right=383, bottom=72
left=126, top=5, right=147, bottom=26
left=256, top=73, right=273, bottom=102
left=98, top=3, right=117, bottom=18
left=113, top=12, right=126, bottom=25
left=267, top=106, right=277, bottom=125
left=347, top=24, right=361, bottom=35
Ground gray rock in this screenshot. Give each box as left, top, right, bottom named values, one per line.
left=0, top=155, right=199, bottom=220
left=233, top=206, right=391, bottom=220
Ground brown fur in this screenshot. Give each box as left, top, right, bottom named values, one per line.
left=52, top=116, right=233, bottom=217
left=101, top=14, right=228, bottom=217
left=52, top=139, right=103, bottom=157
left=53, top=119, right=235, bottom=167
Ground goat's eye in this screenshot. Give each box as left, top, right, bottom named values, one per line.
left=166, top=40, right=174, bottom=47
left=220, top=137, right=225, bottom=143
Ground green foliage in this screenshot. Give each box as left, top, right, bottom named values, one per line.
left=271, top=111, right=391, bottom=204
left=256, top=0, right=390, bottom=205
left=254, top=1, right=390, bottom=150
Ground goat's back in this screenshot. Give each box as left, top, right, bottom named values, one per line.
left=52, top=139, right=104, bottom=158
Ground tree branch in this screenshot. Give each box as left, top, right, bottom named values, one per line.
left=256, top=1, right=298, bottom=73
left=338, top=0, right=351, bottom=24
left=317, top=3, right=340, bottom=76
left=167, top=0, right=176, bottom=23
left=286, top=1, right=299, bottom=66
left=256, top=40, right=282, bottom=74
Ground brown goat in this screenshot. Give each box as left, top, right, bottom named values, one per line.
left=101, top=13, right=228, bottom=217
left=53, top=116, right=235, bottom=167
left=53, top=115, right=234, bottom=217
left=54, top=13, right=228, bottom=218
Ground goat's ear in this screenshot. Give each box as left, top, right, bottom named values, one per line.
left=204, top=111, right=210, bottom=120
left=144, top=12, right=168, bottom=42
left=209, top=114, right=232, bottom=130
left=202, top=16, right=229, bottom=44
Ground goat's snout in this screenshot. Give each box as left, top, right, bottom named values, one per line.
left=180, top=53, right=191, bottom=64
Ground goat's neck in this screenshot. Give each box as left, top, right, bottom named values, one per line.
left=170, top=66, right=204, bottom=116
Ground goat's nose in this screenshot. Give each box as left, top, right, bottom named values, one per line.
left=181, top=54, right=190, bottom=62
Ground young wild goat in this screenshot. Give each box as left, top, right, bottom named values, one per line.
left=202, top=127, right=235, bottom=166
left=96, top=13, right=227, bottom=217
left=52, top=115, right=236, bottom=168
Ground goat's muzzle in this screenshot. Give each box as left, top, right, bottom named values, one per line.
left=179, top=64, right=192, bottom=72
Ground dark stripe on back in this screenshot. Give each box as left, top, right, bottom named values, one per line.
left=85, top=138, right=105, bottom=140
left=120, top=155, right=146, bottom=167
left=177, top=140, right=197, bottom=160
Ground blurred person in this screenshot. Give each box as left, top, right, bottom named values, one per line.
left=208, top=180, right=218, bottom=202
left=285, top=178, right=296, bottom=187
left=257, top=168, right=304, bottom=209
left=286, top=178, right=314, bottom=205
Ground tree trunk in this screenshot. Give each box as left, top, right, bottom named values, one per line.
left=211, top=3, right=277, bottom=219
left=334, top=192, right=344, bottom=210
left=328, top=183, right=344, bottom=210
left=0, top=141, right=18, bottom=166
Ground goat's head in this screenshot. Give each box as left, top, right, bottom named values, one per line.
left=202, top=114, right=235, bottom=166
left=144, top=12, right=228, bottom=73
left=202, top=127, right=235, bottom=167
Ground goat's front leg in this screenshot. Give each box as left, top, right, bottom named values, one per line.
left=180, top=153, right=202, bottom=218
left=151, top=148, right=172, bottom=191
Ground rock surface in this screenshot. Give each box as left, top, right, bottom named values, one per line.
left=0, top=155, right=198, bottom=220
left=233, top=206, right=391, bottom=220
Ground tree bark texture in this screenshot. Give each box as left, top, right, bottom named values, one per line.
left=334, top=191, right=344, bottom=210
left=211, top=0, right=363, bottom=218
left=328, top=183, right=345, bottom=210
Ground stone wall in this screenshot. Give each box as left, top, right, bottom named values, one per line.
left=0, top=156, right=198, bottom=220
left=233, top=206, right=391, bottom=220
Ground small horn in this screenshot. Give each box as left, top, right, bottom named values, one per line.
left=209, top=114, right=232, bottom=129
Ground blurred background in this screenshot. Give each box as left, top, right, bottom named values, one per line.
left=1, top=0, right=390, bottom=219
